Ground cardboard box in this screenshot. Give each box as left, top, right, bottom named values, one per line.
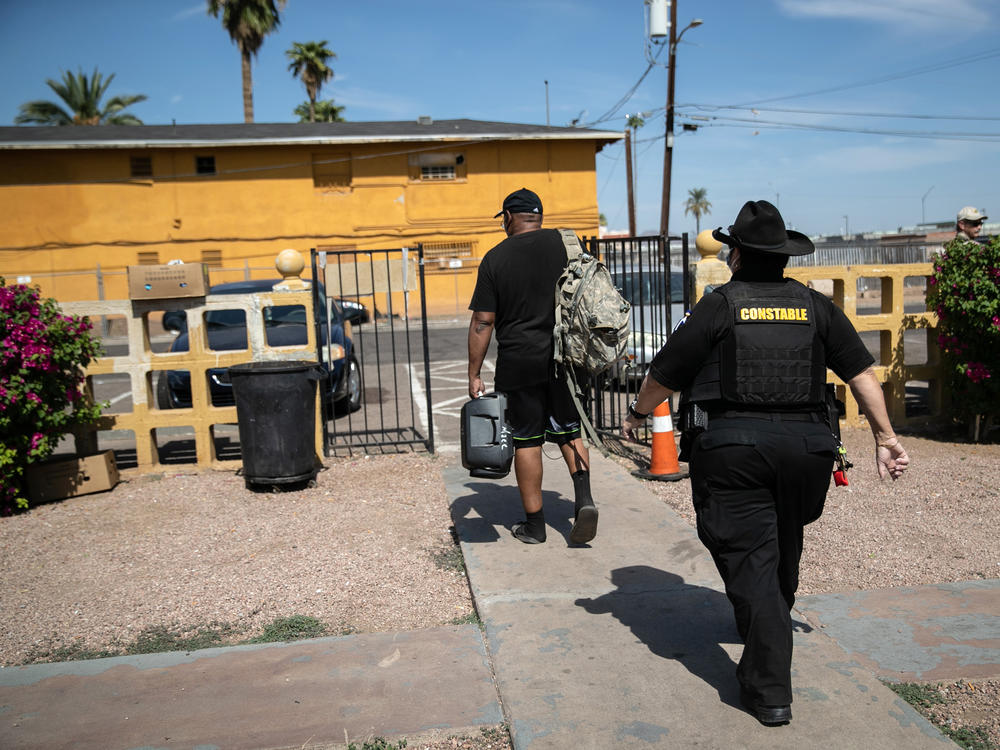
left=26, top=451, right=120, bottom=504
left=128, top=263, right=209, bottom=300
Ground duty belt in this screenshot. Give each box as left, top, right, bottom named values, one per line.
left=709, top=410, right=823, bottom=423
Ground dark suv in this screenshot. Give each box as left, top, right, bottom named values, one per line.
left=158, top=280, right=363, bottom=414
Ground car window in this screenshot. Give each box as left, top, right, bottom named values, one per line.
left=264, top=304, right=307, bottom=325
left=204, top=309, right=247, bottom=328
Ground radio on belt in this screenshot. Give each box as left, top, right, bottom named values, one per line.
left=460, top=392, right=513, bottom=479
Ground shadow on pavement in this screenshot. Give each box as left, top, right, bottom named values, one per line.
left=575, top=564, right=745, bottom=707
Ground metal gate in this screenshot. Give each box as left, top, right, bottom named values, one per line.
left=310, top=247, right=435, bottom=456
left=580, top=233, right=690, bottom=444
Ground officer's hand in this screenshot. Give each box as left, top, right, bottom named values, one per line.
left=469, top=376, right=485, bottom=400
left=875, top=439, right=909, bottom=480
left=621, top=414, right=642, bottom=442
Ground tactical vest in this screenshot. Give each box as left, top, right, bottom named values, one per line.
left=685, top=279, right=826, bottom=410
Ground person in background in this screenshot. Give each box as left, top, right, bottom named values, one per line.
left=622, top=199, right=909, bottom=726
left=468, top=188, right=598, bottom=546
left=955, top=206, right=988, bottom=243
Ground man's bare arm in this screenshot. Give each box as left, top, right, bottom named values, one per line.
left=468, top=310, right=496, bottom=398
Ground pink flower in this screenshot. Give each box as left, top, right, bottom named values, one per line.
left=26, top=392, right=41, bottom=404
left=966, top=362, right=992, bottom=384
left=30, top=433, right=44, bottom=451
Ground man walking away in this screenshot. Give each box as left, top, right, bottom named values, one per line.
left=468, top=188, right=598, bottom=546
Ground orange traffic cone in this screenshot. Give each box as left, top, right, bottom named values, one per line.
left=633, top=399, right=688, bottom=482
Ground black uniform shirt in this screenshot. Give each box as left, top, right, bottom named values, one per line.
left=469, top=228, right=568, bottom=390
left=649, top=271, right=874, bottom=393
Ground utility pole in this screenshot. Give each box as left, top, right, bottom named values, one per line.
left=544, top=80, right=550, bottom=127
left=625, top=128, right=636, bottom=236
left=659, top=0, right=678, bottom=238
left=658, top=6, right=702, bottom=239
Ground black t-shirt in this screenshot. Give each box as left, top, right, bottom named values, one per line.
left=469, top=228, right=568, bottom=390
left=649, top=276, right=874, bottom=392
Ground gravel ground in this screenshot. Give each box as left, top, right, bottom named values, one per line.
left=2, top=428, right=998, bottom=748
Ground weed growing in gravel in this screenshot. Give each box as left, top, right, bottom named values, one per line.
left=883, top=681, right=998, bottom=750
left=25, top=640, right=119, bottom=664
left=884, top=681, right=946, bottom=709
left=432, top=544, right=466, bottom=574
left=347, top=738, right=407, bottom=750
left=942, top=726, right=995, bottom=750
left=246, top=615, right=328, bottom=643
left=127, top=622, right=239, bottom=654
left=450, top=612, right=481, bottom=627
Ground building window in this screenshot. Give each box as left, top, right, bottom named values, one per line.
left=422, top=240, right=475, bottom=260
left=137, top=251, right=159, bottom=265
left=130, top=155, right=152, bottom=178
left=201, top=249, right=223, bottom=268
left=421, top=165, right=456, bottom=181
left=409, top=152, right=465, bottom=182
left=312, top=152, right=351, bottom=189
left=195, top=156, right=216, bottom=175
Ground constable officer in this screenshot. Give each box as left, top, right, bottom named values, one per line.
left=621, top=200, right=909, bottom=726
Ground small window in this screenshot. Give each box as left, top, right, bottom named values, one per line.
left=130, top=156, right=152, bottom=178
left=137, top=251, right=159, bottom=265
left=201, top=249, right=223, bottom=268
left=409, top=152, right=465, bottom=182
left=312, top=152, right=352, bottom=189
left=195, top=156, right=216, bottom=175
left=422, top=241, right=475, bottom=260
left=421, top=165, right=456, bottom=181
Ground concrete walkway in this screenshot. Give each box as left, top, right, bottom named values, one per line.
left=443, top=451, right=995, bottom=749
left=1, top=450, right=996, bottom=749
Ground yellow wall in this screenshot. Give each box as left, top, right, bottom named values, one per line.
left=0, top=138, right=605, bottom=315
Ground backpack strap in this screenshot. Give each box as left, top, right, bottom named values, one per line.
left=564, top=366, right=611, bottom=460
left=557, top=228, right=584, bottom=261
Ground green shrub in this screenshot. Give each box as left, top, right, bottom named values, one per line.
left=926, top=237, right=1000, bottom=437
left=1, top=278, right=105, bottom=512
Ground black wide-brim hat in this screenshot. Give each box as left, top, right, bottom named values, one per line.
left=712, top=200, right=814, bottom=256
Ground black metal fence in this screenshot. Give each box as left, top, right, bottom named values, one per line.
left=311, top=247, right=435, bottom=456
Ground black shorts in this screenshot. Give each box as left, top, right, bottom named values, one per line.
left=506, top=378, right=581, bottom=448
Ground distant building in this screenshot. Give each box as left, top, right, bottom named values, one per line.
left=0, top=120, right=621, bottom=314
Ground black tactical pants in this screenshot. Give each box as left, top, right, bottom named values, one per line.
left=689, top=415, right=836, bottom=707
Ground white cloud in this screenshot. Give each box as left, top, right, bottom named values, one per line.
left=802, top=138, right=994, bottom=174
left=171, top=94, right=183, bottom=104
left=774, top=0, right=990, bottom=29
left=333, top=86, right=419, bottom=118
left=171, top=4, right=205, bottom=22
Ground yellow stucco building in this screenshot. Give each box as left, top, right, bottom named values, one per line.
left=0, top=119, right=621, bottom=315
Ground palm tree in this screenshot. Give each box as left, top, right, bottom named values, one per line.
left=15, top=68, right=147, bottom=126
left=684, top=187, right=712, bottom=234
left=287, top=41, right=336, bottom=123
left=294, top=99, right=345, bottom=123
left=207, top=0, right=286, bottom=123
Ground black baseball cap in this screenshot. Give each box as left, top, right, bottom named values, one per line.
left=493, top=188, right=543, bottom=218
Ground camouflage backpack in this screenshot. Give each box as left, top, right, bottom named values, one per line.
left=553, top=229, right=631, bottom=451
left=553, top=229, right=631, bottom=376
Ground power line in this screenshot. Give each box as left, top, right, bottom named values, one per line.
left=732, top=45, right=1000, bottom=106
left=679, top=103, right=1000, bottom=121
left=686, top=114, right=1000, bottom=141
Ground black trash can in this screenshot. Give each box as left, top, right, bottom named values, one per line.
left=228, top=360, right=322, bottom=487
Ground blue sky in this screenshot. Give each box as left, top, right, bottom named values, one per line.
left=2, top=0, right=998, bottom=238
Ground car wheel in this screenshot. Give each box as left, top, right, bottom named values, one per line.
left=334, top=355, right=362, bottom=415
left=155, top=372, right=174, bottom=409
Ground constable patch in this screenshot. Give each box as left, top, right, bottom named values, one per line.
left=735, top=304, right=810, bottom=323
